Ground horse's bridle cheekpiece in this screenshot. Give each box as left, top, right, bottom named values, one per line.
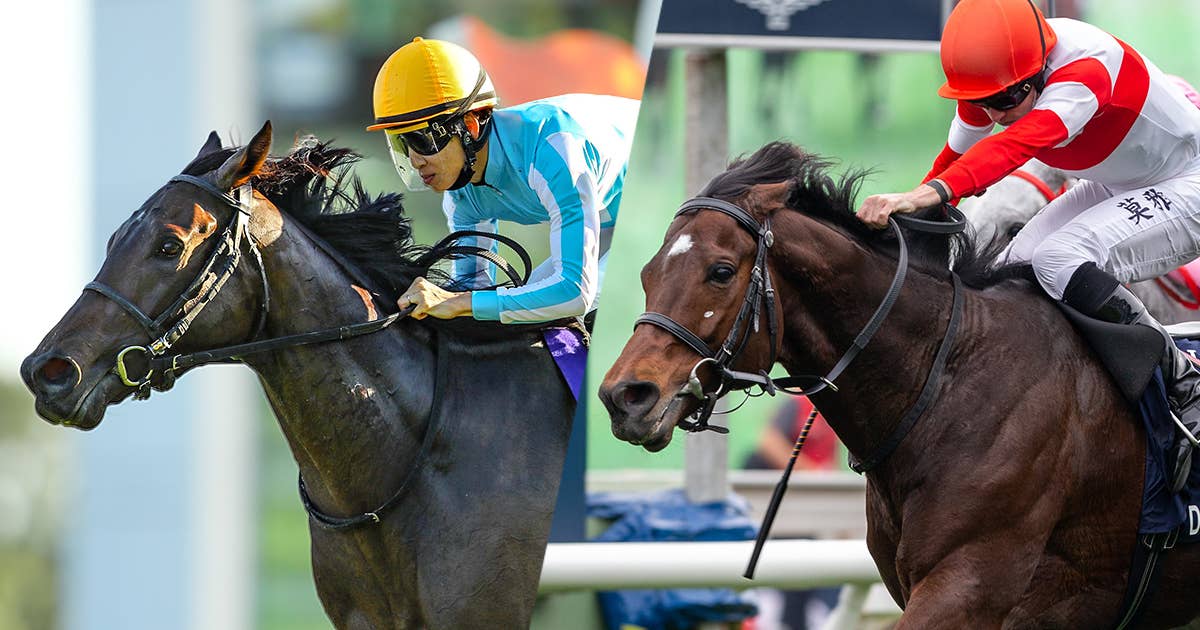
left=83, top=172, right=535, bottom=531
left=640, top=195, right=967, bottom=579
left=85, top=174, right=271, bottom=399
left=635, top=197, right=780, bottom=434
left=636, top=195, right=967, bottom=466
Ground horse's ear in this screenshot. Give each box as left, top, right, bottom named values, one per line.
left=196, top=131, right=222, bottom=160
left=754, top=181, right=795, bottom=212
left=214, top=121, right=273, bottom=190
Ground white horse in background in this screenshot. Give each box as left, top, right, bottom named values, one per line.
left=960, top=159, right=1200, bottom=324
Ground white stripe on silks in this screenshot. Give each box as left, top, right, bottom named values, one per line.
left=1039, top=82, right=1100, bottom=142
left=948, top=116, right=993, bottom=155
left=442, top=191, right=496, bottom=286
left=547, top=132, right=601, bottom=308
left=500, top=166, right=589, bottom=323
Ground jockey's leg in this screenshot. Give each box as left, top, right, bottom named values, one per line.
left=1002, top=179, right=1114, bottom=265
left=1032, top=174, right=1200, bottom=492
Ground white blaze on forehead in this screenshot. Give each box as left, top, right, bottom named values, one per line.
left=667, top=233, right=694, bottom=257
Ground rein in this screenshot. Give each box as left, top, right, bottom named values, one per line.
left=88, top=177, right=533, bottom=398
left=83, top=171, right=533, bottom=531
left=638, top=197, right=966, bottom=580
left=635, top=197, right=966, bottom=448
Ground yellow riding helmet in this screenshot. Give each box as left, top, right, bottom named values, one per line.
left=367, top=37, right=499, bottom=133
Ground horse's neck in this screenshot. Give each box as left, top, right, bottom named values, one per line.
left=243, top=212, right=436, bottom=513
left=773, top=221, right=958, bottom=458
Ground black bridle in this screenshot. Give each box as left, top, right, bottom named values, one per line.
left=641, top=196, right=968, bottom=580
left=635, top=196, right=966, bottom=471
left=635, top=197, right=780, bottom=433
left=84, top=174, right=272, bottom=399
left=81, top=172, right=534, bottom=531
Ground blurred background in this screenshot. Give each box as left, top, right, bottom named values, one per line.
left=0, top=1, right=647, bottom=629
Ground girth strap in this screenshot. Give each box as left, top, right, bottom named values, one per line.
left=1114, top=529, right=1177, bottom=629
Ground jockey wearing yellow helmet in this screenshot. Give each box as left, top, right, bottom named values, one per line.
left=857, top=0, right=1200, bottom=492
left=368, top=38, right=637, bottom=325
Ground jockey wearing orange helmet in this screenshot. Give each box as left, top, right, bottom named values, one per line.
left=858, top=0, right=1200, bottom=492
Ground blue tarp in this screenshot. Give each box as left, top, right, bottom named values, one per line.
left=587, top=488, right=759, bottom=630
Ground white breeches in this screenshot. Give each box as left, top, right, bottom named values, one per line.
left=1003, top=164, right=1200, bottom=299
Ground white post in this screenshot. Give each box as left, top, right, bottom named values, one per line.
left=820, top=583, right=870, bottom=630
left=683, top=48, right=732, bottom=506
left=187, top=1, right=258, bottom=629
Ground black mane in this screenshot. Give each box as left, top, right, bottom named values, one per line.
left=703, top=141, right=1014, bottom=285
left=184, top=138, right=452, bottom=300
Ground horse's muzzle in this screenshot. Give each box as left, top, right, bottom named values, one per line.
left=600, top=379, right=660, bottom=422
left=21, top=351, right=81, bottom=401
left=20, top=351, right=107, bottom=428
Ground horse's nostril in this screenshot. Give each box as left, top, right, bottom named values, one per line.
left=613, top=381, right=660, bottom=418
left=31, top=355, right=81, bottom=395
left=40, top=358, right=74, bottom=385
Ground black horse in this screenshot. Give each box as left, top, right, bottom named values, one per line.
left=600, top=142, right=1200, bottom=628
left=21, top=122, right=574, bottom=629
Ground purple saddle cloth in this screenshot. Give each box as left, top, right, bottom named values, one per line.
left=543, top=326, right=587, bottom=401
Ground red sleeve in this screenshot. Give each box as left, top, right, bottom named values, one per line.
left=923, top=102, right=993, bottom=184
left=924, top=144, right=961, bottom=184
left=935, top=108, right=1071, bottom=197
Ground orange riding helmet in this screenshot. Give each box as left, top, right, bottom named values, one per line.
left=938, top=0, right=1058, bottom=100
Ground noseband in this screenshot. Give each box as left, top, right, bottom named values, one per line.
left=84, top=174, right=270, bottom=399
left=82, top=172, right=537, bottom=530
left=635, top=197, right=966, bottom=472
left=635, top=197, right=779, bottom=433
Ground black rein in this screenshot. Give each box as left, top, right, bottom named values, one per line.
left=83, top=173, right=532, bottom=532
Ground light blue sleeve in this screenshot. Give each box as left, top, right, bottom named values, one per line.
left=470, top=129, right=603, bottom=323
left=442, top=192, right=498, bottom=289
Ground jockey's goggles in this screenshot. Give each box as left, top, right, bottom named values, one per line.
left=969, top=70, right=1044, bottom=111
left=383, top=117, right=467, bottom=192
left=385, top=119, right=457, bottom=157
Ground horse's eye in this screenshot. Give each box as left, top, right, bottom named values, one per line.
left=1006, top=222, right=1026, bottom=239
left=157, top=239, right=183, bottom=258
left=707, top=264, right=736, bottom=284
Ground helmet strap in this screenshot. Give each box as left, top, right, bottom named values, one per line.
left=447, top=110, right=493, bottom=191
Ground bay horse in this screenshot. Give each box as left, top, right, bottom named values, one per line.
left=599, top=142, right=1200, bottom=628
left=20, top=122, right=574, bottom=630
left=961, top=163, right=1200, bottom=325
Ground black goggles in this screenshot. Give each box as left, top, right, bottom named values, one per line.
left=386, top=119, right=457, bottom=156
left=969, top=74, right=1042, bottom=111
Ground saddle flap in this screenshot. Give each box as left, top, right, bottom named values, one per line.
left=1058, top=302, right=1165, bottom=402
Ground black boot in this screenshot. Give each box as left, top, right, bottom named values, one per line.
left=1064, top=263, right=1200, bottom=493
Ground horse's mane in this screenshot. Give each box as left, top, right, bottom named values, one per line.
left=702, top=141, right=1024, bottom=286
left=183, top=138, right=452, bottom=299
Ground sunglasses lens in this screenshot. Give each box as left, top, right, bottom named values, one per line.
left=971, top=81, right=1031, bottom=110
left=402, top=131, right=438, bottom=155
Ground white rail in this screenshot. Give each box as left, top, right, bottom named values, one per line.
left=538, top=539, right=879, bottom=592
